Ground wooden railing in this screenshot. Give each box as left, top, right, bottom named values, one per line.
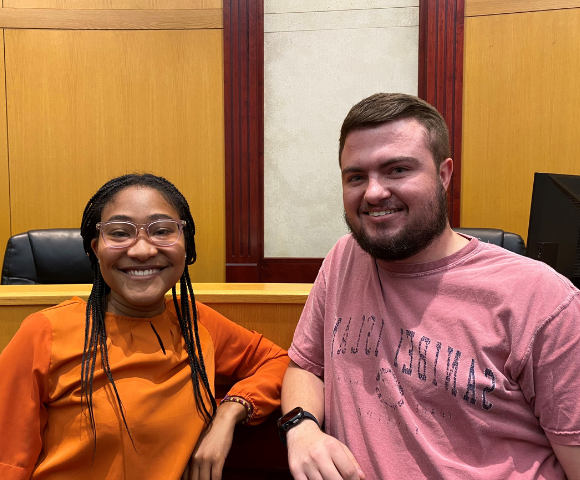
left=0, top=282, right=310, bottom=352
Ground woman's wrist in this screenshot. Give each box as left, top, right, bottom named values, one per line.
left=221, top=395, right=253, bottom=424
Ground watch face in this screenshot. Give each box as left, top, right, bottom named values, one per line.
left=278, top=406, right=303, bottom=432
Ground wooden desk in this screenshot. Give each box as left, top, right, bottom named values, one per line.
left=0, top=283, right=311, bottom=352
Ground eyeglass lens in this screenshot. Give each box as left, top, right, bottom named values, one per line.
left=101, top=220, right=182, bottom=247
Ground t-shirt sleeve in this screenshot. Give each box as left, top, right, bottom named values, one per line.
left=196, top=302, right=290, bottom=425
left=288, top=266, right=327, bottom=378
left=519, top=292, right=580, bottom=445
left=0, top=312, right=52, bottom=479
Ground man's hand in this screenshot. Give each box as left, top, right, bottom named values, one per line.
left=181, top=401, right=247, bottom=480
left=281, top=361, right=364, bottom=479
left=287, top=420, right=365, bottom=480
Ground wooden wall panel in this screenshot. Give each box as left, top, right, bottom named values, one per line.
left=0, top=304, right=36, bottom=352
left=419, top=0, right=464, bottom=227
left=4, top=0, right=221, bottom=8
left=0, top=8, right=222, bottom=29
left=462, top=8, right=580, bottom=241
left=466, top=0, right=580, bottom=16
left=0, top=32, right=9, bottom=270
left=206, top=303, right=303, bottom=350
left=5, top=29, right=225, bottom=282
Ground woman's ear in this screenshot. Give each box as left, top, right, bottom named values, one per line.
left=91, top=238, right=99, bottom=260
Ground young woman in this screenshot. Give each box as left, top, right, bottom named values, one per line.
left=0, top=174, right=289, bottom=480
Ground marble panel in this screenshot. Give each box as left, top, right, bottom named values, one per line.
left=265, top=0, right=418, bottom=14
left=265, top=7, right=418, bottom=32
left=264, top=23, right=418, bottom=258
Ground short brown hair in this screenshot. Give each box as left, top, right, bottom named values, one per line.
left=339, top=93, right=451, bottom=168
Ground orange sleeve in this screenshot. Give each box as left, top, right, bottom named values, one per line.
left=196, top=302, right=290, bottom=425
left=0, top=312, right=52, bottom=480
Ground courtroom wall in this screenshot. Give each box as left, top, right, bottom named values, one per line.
left=0, top=1, right=226, bottom=282
left=462, top=0, right=580, bottom=241
left=263, top=0, right=419, bottom=258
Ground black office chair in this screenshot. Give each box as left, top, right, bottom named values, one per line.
left=452, top=228, right=525, bottom=255
left=1, top=229, right=93, bottom=285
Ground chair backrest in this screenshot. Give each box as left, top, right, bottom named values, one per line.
left=452, top=228, right=526, bottom=255
left=1, top=229, right=94, bottom=285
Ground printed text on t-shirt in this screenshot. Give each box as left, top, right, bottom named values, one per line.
left=331, top=316, right=497, bottom=411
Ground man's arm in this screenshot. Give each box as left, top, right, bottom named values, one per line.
left=282, top=360, right=325, bottom=423
left=281, top=361, right=365, bottom=480
left=551, top=442, right=580, bottom=480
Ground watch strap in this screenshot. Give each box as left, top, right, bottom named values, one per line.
left=300, top=411, right=320, bottom=429
left=277, top=408, right=320, bottom=446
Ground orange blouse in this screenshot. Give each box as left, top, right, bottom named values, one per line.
left=0, top=297, right=289, bottom=479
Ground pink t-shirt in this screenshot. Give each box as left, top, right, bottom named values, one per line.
left=289, top=234, right=580, bottom=479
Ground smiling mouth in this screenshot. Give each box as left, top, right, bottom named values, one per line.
left=122, top=268, right=164, bottom=276
left=366, top=209, right=402, bottom=217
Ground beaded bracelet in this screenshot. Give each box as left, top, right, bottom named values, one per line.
left=222, top=395, right=253, bottom=424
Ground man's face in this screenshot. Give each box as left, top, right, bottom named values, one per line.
left=341, top=118, right=451, bottom=263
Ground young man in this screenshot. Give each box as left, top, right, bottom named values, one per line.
left=280, top=93, right=580, bottom=479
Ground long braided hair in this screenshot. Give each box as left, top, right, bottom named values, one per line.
left=79, top=173, right=217, bottom=450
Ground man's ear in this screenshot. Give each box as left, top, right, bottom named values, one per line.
left=91, top=238, right=99, bottom=260
left=439, top=158, right=453, bottom=191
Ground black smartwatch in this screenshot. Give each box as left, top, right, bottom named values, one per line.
left=277, top=407, right=320, bottom=445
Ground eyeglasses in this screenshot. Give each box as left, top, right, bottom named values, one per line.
left=96, top=220, right=186, bottom=248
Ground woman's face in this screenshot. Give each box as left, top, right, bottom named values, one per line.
left=91, top=186, right=186, bottom=318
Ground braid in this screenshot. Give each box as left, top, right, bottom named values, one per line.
left=171, top=268, right=217, bottom=423
left=79, top=173, right=216, bottom=452
left=81, top=263, right=135, bottom=455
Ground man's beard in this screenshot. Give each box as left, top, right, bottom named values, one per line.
left=344, top=184, right=449, bottom=262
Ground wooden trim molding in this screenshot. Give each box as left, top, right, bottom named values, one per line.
left=0, top=8, right=223, bottom=29
left=465, top=0, right=580, bottom=17
left=419, top=0, right=465, bottom=228
left=225, top=0, right=465, bottom=282
left=258, top=258, right=323, bottom=283
left=0, top=283, right=311, bottom=306
left=224, top=0, right=264, bottom=282
left=3, top=0, right=221, bottom=8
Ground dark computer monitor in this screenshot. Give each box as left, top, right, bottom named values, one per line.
left=526, top=172, right=580, bottom=288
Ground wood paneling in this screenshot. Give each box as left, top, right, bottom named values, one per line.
left=259, top=258, right=323, bottom=283
left=0, top=283, right=310, bottom=351
left=0, top=33, right=9, bottom=272
left=466, top=0, right=580, bottom=17
left=5, top=29, right=225, bottom=282
left=207, top=303, right=304, bottom=350
left=0, top=8, right=222, bottom=29
left=0, top=304, right=36, bottom=353
left=419, top=0, right=464, bottom=227
left=1, top=303, right=303, bottom=351
left=224, top=413, right=291, bottom=477
left=462, top=8, right=580, bottom=241
left=4, top=0, right=221, bottom=8
left=224, top=0, right=263, bottom=282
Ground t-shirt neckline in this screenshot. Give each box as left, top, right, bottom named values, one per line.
left=374, top=235, right=480, bottom=276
